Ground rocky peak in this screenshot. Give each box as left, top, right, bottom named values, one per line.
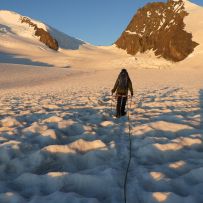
left=21, top=17, right=59, bottom=51
left=115, top=0, right=198, bottom=62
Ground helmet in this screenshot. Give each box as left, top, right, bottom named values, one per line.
left=121, top=68, right=127, bottom=72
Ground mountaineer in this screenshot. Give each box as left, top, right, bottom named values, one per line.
left=111, top=69, right=133, bottom=118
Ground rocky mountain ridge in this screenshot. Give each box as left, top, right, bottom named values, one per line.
left=115, top=0, right=199, bottom=62
left=21, top=17, right=59, bottom=51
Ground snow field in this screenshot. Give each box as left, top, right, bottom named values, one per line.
left=126, top=88, right=203, bottom=203
left=0, top=85, right=202, bottom=203
left=0, top=2, right=203, bottom=202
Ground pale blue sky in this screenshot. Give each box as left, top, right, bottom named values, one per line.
left=1, top=0, right=202, bottom=45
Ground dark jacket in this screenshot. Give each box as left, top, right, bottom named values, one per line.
left=112, top=72, right=133, bottom=96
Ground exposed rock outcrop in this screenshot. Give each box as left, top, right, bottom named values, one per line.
left=115, top=0, right=198, bottom=62
left=21, top=17, right=59, bottom=51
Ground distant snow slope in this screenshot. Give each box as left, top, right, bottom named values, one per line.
left=48, top=26, right=85, bottom=50
left=0, top=10, right=166, bottom=69
left=178, top=0, right=203, bottom=68
left=0, top=10, right=87, bottom=67
left=0, top=10, right=85, bottom=49
left=1, top=0, right=203, bottom=70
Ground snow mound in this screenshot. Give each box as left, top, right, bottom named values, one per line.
left=58, top=120, right=85, bottom=135
left=0, top=81, right=203, bottom=203
left=0, top=192, right=26, bottom=203
left=30, top=191, right=100, bottom=203
left=132, top=120, right=196, bottom=138
left=149, top=121, right=194, bottom=132
left=0, top=117, right=21, bottom=127
left=43, top=116, right=63, bottom=123
left=43, top=139, right=107, bottom=154
left=100, top=121, right=114, bottom=127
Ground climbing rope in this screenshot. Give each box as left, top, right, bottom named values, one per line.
left=101, top=93, right=134, bottom=203
left=124, top=96, right=133, bottom=203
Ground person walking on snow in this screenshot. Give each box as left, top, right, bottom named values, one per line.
left=111, top=69, right=133, bottom=118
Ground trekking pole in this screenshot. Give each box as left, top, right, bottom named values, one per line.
left=128, top=95, right=132, bottom=119
left=110, top=94, right=114, bottom=115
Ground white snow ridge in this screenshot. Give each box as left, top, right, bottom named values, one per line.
left=0, top=1, right=203, bottom=203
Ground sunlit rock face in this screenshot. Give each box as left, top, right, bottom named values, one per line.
left=115, top=0, right=198, bottom=62
left=21, top=17, right=59, bottom=51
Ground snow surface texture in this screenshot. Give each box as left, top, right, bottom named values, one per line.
left=0, top=66, right=203, bottom=203
left=0, top=1, right=203, bottom=203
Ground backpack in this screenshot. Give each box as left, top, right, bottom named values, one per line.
left=118, top=72, right=128, bottom=90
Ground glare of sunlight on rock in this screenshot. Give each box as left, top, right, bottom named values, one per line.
left=168, top=160, right=186, bottom=169
left=153, top=192, right=170, bottom=202
left=150, top=172, right=166, bottom=181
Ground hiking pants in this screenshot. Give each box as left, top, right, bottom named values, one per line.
left=116, top=95, right=127, bottom=117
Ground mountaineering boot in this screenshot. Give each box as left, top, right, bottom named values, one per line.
left=121, top=111, right=127, bottom=116
left=115, top=113, right=121, bottom=118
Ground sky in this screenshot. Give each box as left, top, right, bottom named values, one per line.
left=0, top=0, right=202, bottom=45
